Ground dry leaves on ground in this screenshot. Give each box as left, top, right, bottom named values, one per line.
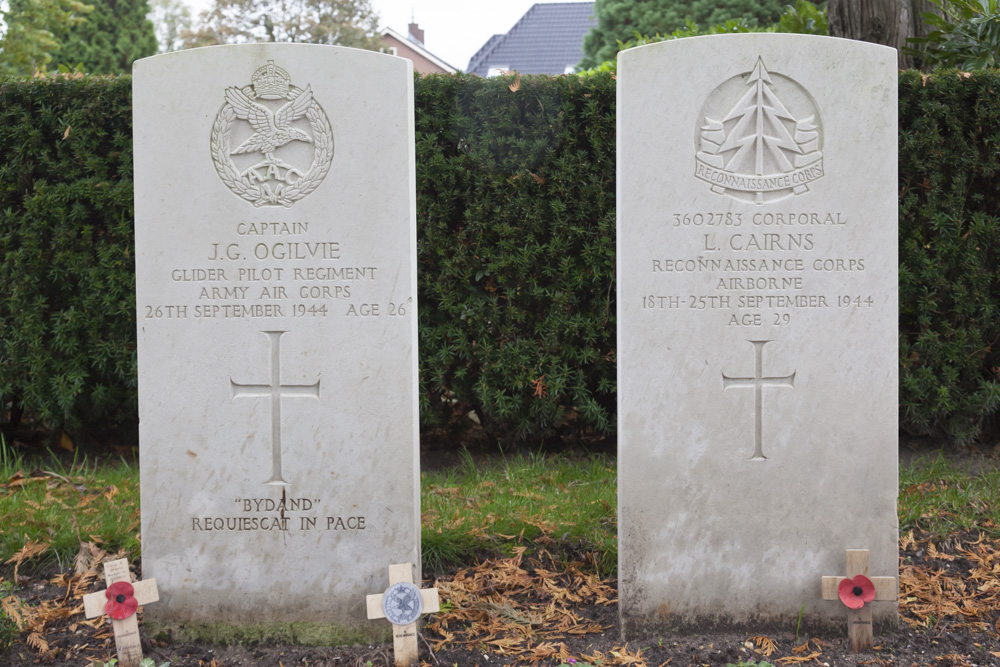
left=425, top=546, right=626, bottom=664
left=899, top=530, right=1000, bottom=635
left=2, top=540, right=129, bottom=664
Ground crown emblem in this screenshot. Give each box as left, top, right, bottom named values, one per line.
left=251, top=61, right=291, bottom=99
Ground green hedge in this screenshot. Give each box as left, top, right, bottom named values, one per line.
left=898, top=70, right=1000, bottom=442
left=0, top=76, right=137, bottom=436
left=2, top=70, right=1000, bottom=445
left=415, top=74, right=617, bottom=442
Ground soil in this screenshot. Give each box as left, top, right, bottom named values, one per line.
left=2, top=538, right=998, bottom=667
left=1, top=436, right=998, bottom=667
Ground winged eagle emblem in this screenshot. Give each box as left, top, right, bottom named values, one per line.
left=224, top=85, right=314, bottom=161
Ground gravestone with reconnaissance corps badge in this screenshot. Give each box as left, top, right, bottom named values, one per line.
left=132, top=43, right=420, bottom=642
left=616, top=34, right=898, bottom=635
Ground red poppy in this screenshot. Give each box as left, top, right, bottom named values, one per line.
left=838, top=574, right=876, bottom=609
left=104, top=581, right=138, bottom=620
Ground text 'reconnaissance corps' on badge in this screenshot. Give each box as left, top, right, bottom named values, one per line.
left=695, top=56, right=824, bottom=205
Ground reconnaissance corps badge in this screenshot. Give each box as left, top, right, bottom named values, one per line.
left=695, top=57, right=823, bottom=205
left=211, top=61, right=333, bottom=207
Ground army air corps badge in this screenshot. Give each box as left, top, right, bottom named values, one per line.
left=210, top=61, right=333, bottom=208
left=695, top=57, right=823, bottom=205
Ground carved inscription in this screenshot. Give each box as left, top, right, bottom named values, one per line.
left=642, top=211, right=874, bottom=328
left=144, top=219, right=407, bottom=534
left=191, top=497, right=367, bottom=532
left=140, top=220, right=411, bottom=321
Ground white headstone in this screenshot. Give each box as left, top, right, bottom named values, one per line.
left=616, top=34, right=898, bottom=635
left=132, top=44, right=419, bottom=642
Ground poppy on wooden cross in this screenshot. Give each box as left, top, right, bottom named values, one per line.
left=82, top=558, right=159, bottom=667
left=366, top=563, right=440, bottom=667
left=820, top=549, right=897, bottom=652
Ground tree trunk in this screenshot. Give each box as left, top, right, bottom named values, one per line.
left=828, top=0, right=935, bottom=69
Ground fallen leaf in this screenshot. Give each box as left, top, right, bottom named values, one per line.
left=59, top=431, right=74, bottom=452
left=776, top=652, right=822, bottom=665
left=74, top=541, right=108, bottom=578
left=750, top=635, right=777, bottom=656
left=5, top=540, right=50, bottom=581
left=0, top=594, right=25, bottom=629
left=26, top=631, right=49, bottom=652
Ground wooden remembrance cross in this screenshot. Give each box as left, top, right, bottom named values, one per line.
left=82, top=558, right=159, bottom=667
left=821, top=549, right=897, bottom=652
left=366, top=563, right=440, bottom=667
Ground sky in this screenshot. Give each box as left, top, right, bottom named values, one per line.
left=182, top=0, right=585, bottom=72
left=369, top=0, right=567, bottom=71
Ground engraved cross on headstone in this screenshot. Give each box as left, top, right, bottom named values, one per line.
left=231, top=330, right=320, bottom=485
left=722, top=339, right=795, bottom=460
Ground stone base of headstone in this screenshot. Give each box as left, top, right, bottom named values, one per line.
left=144, top=620, right=391, bottom=646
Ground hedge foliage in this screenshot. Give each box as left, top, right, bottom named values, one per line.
left=898, top=70, right=1000, bottom=442
left=415, top=74, right=617, bottom=442
left=2, top=70, right=1000, bottom=445
left=0, top=75, right=137, bottom=435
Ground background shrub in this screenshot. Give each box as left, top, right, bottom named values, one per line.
left=0, top=75, right=137, bottom=438
left=415, top=73, right=617, bottom=444
left=907, top=0, right=1000, bottom=70
left=2, top=69, right=1000, bottom=447
left=898, top=69, right=1000, bottom=442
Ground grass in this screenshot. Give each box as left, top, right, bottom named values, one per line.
left=2, top=438, right=999, bottom=577
left=0, top=441, right=617, bottom=576
left=0, top=435, right=141, bottom=570
left=421, top=450, right=617, bottom=574
left=898, top=451, right=1000, bottom=538
left=0, top=580, right=18, bottom=651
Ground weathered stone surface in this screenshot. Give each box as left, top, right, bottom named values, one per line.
left=616, top=34, right=898, bottom=635
left=133, top=44, right=419, bottom=640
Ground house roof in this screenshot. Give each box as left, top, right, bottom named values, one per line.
left=467, top=2, right=596, bottom=77
left=382, top=27, right=458, bottom=74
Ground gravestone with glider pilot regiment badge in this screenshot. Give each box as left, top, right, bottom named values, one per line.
left=211, top=60, right=333, bottom=208
left=695, top=56, right=823, bottom=205
left=133, top=44, right=419, bottom=642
